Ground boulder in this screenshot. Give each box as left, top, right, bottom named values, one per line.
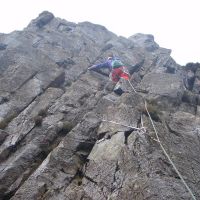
left=35, top=11, right=54, bottom=28
left=138, top=72, right=184, bottom=110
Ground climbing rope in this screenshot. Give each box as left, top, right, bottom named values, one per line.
left=88, top=66, right=196, bottom=199
left=127, top=79, right=197, bottom=200
left=102, top=119, right=145, bottom=132
left=128, top=79, right=137, bottom=93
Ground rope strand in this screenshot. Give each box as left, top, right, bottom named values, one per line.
left=128, top=80, right=196, bottom=200
left=102, top=119, right=145, bottom=132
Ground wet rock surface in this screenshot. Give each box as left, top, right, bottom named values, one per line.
left=0, top=11, right=200, bottom=200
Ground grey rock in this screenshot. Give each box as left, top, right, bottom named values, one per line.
left=0, top=43, right=7, bottom=50
left=34, top=11, right=54, bottom=28
left=185, top=70, right=195, bottom=90
left=193, top=77, right=200, bottom=94
left=138, top=72, right=184, bottom=111
left=129, top=33, right=159, bottom=51
left=0, top=11, right=199, bottom=200
left=0, top=130, right=8, bottom=144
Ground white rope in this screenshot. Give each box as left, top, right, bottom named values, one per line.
left=102, top=119, right=145, bottom=131
left=128, top=80, right=197, bottom=200
left=128, top=79, right=137, bottom=93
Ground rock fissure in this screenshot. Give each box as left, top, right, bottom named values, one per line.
left=0, top=11, right=199, bottom=200
left=14, top=71, right=39, bottom=93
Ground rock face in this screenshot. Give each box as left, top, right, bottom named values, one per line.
left=0, top=11, right=200, bottom=200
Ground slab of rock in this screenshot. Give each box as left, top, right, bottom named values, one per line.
left=0, top=11, right=199, bottom=200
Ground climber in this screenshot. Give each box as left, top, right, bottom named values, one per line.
left=88, top=53, right=130, bottom=95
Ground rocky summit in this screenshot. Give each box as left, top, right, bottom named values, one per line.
left=0, top=11, right=200, bottom=200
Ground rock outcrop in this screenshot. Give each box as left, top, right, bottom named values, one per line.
left=0, top=11, right=200, bottom=200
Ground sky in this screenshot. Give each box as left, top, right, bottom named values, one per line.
left=0, top=0, right=199, bottom=65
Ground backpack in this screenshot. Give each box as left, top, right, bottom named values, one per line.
left=111, top=58, right=124, bottom=69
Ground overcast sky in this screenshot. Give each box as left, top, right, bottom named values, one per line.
left=0, top=0, right=199, bottom=65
